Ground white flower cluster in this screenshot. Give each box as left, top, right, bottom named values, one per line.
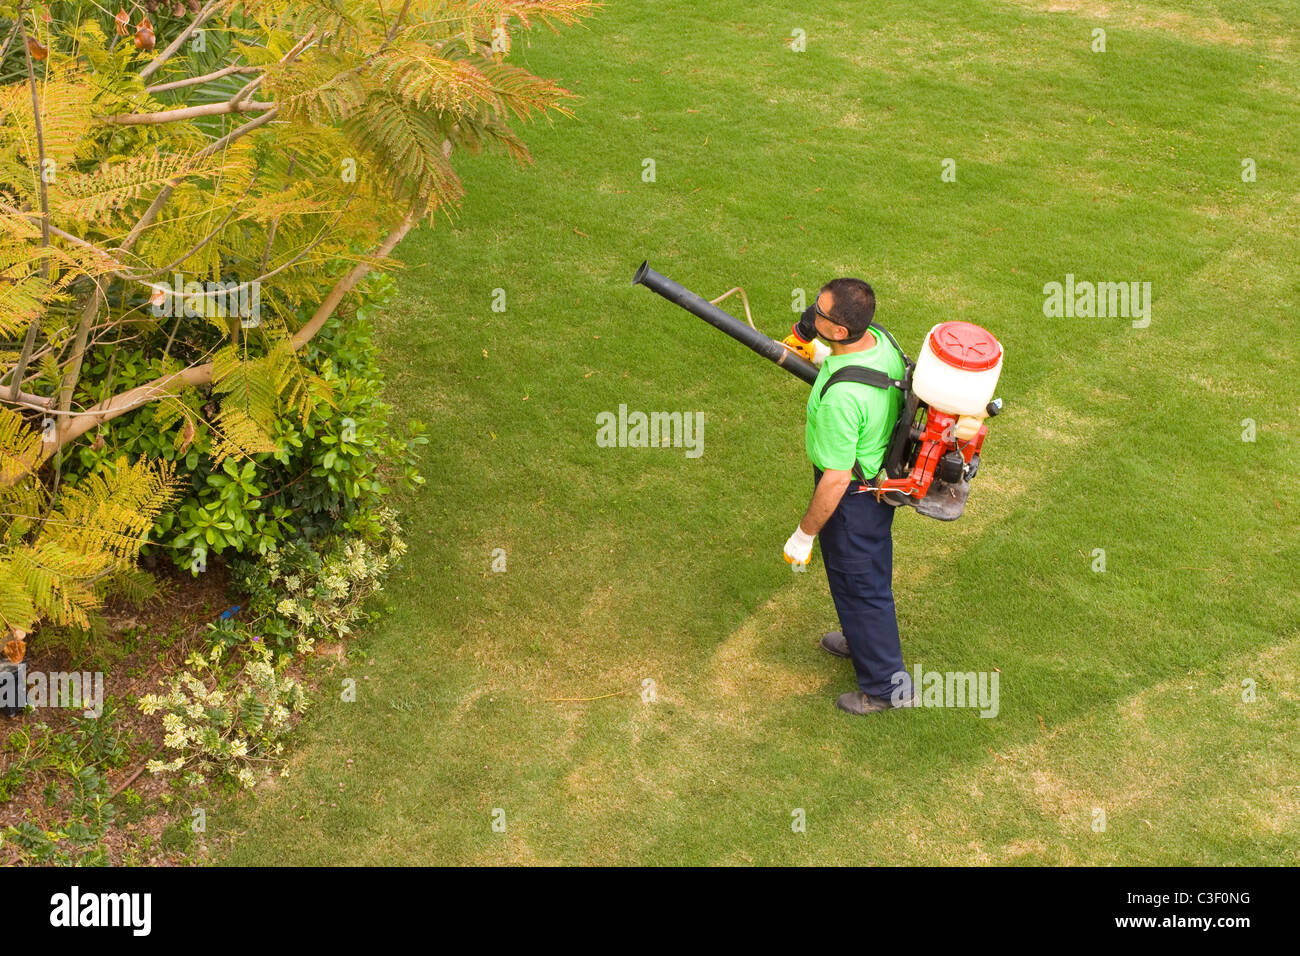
left=267, top=513, right=405, bottom=647
left=137, top=644, right=306, bottom=790
left=139, top=512, right=404, bottom=792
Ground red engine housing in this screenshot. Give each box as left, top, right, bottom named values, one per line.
left=876, top=407, right=986, bottom=502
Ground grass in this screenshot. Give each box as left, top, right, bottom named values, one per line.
left=217, top=0, right=1300, bottom=865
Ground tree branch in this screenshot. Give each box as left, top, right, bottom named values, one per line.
left=145, top=62, right=260, bottom=95
left=117, top=107, right=279, bottom=257
left=0, top=203, right=129, bottom=276
left=8, top=16, right=51, bottom=404
left=104, top=99, right=276, bottom=125
left=292, top=206, right=417, bottom=349
left=115, top=27, right=308, bottom=253
left=3, top=208, right=420, bottom=482
left=138, top=0, right=224, bottom=83
left=56, top=288, right=105, bottom=414
left=387, top=1, right=413, bottom=44
left=123, top=182, right=254, bottom=281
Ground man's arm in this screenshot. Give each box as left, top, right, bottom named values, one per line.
left=799, top=468, right=852, bottom=535
left=785, top=388, right=865, bottom=568
left=783, top=467, right=852, bottom=567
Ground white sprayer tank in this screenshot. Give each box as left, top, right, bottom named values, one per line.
left=912, top=321, right=1003, bottom=417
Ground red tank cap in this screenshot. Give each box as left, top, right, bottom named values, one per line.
left=928, top=321, right=1002, bottom=371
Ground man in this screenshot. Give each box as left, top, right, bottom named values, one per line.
left=780, top=278, right=916, bottom=715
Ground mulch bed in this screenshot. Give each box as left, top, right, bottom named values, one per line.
left=0, top=563, right=237, bottom=865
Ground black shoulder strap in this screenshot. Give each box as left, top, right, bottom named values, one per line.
left=872, top=324, right=914, bottom=373
left=818, top=364, right=905, bottom=399
left=816, top=325, right=913, bottom=400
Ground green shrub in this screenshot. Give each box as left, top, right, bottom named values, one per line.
left=231, top=508, right=407, bottom=654
left=66, top=274, right=426, bottom=574
left=140, top=641, right=307, bottom=791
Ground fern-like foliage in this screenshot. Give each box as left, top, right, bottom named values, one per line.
left=0, top=0, right=591, bottom=649
left=262, top=52, right=367, bottom=124
left=52, top=151, right=210, bottom=222
left=0, top=406, right=44, bottom=500
left=207, top=339, right=332, bottom=461
left=0, top=209, right=123, bottom=338
left=0, top=456, right=177, bottom=632
left=343, top=88, right=466, bottom=210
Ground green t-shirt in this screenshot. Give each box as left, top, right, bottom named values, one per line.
left=805, top=332, right=906, bottom=477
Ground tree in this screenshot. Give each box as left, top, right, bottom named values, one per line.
left=0, top=0, right=593, bottom=643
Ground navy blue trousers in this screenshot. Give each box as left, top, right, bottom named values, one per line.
left=814, top=468, right=912, bottom=699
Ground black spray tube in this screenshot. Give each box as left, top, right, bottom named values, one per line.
left=632, top=261, right=820, bottom=386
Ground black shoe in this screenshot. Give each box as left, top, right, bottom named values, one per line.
left=835, top=690, right=915, bottom=715
left=820, top=631, right=850, bottom=659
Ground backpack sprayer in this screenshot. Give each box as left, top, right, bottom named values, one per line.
left=632, top=261, right=1005, bottom=521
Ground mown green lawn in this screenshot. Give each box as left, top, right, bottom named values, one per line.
left=218, top=0, right=1300, bottom=865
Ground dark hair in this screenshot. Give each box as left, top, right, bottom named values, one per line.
left=821, top=278, right=876, bottom=334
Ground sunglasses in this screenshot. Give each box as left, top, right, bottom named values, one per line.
left=813, top=300, right=842, bottom=326
left=805, top=298, right=870, bottom=345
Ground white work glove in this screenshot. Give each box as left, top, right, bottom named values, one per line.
left=810, top=339, right=831, bottom=366
left=783, top=526, right=815, bottom=568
